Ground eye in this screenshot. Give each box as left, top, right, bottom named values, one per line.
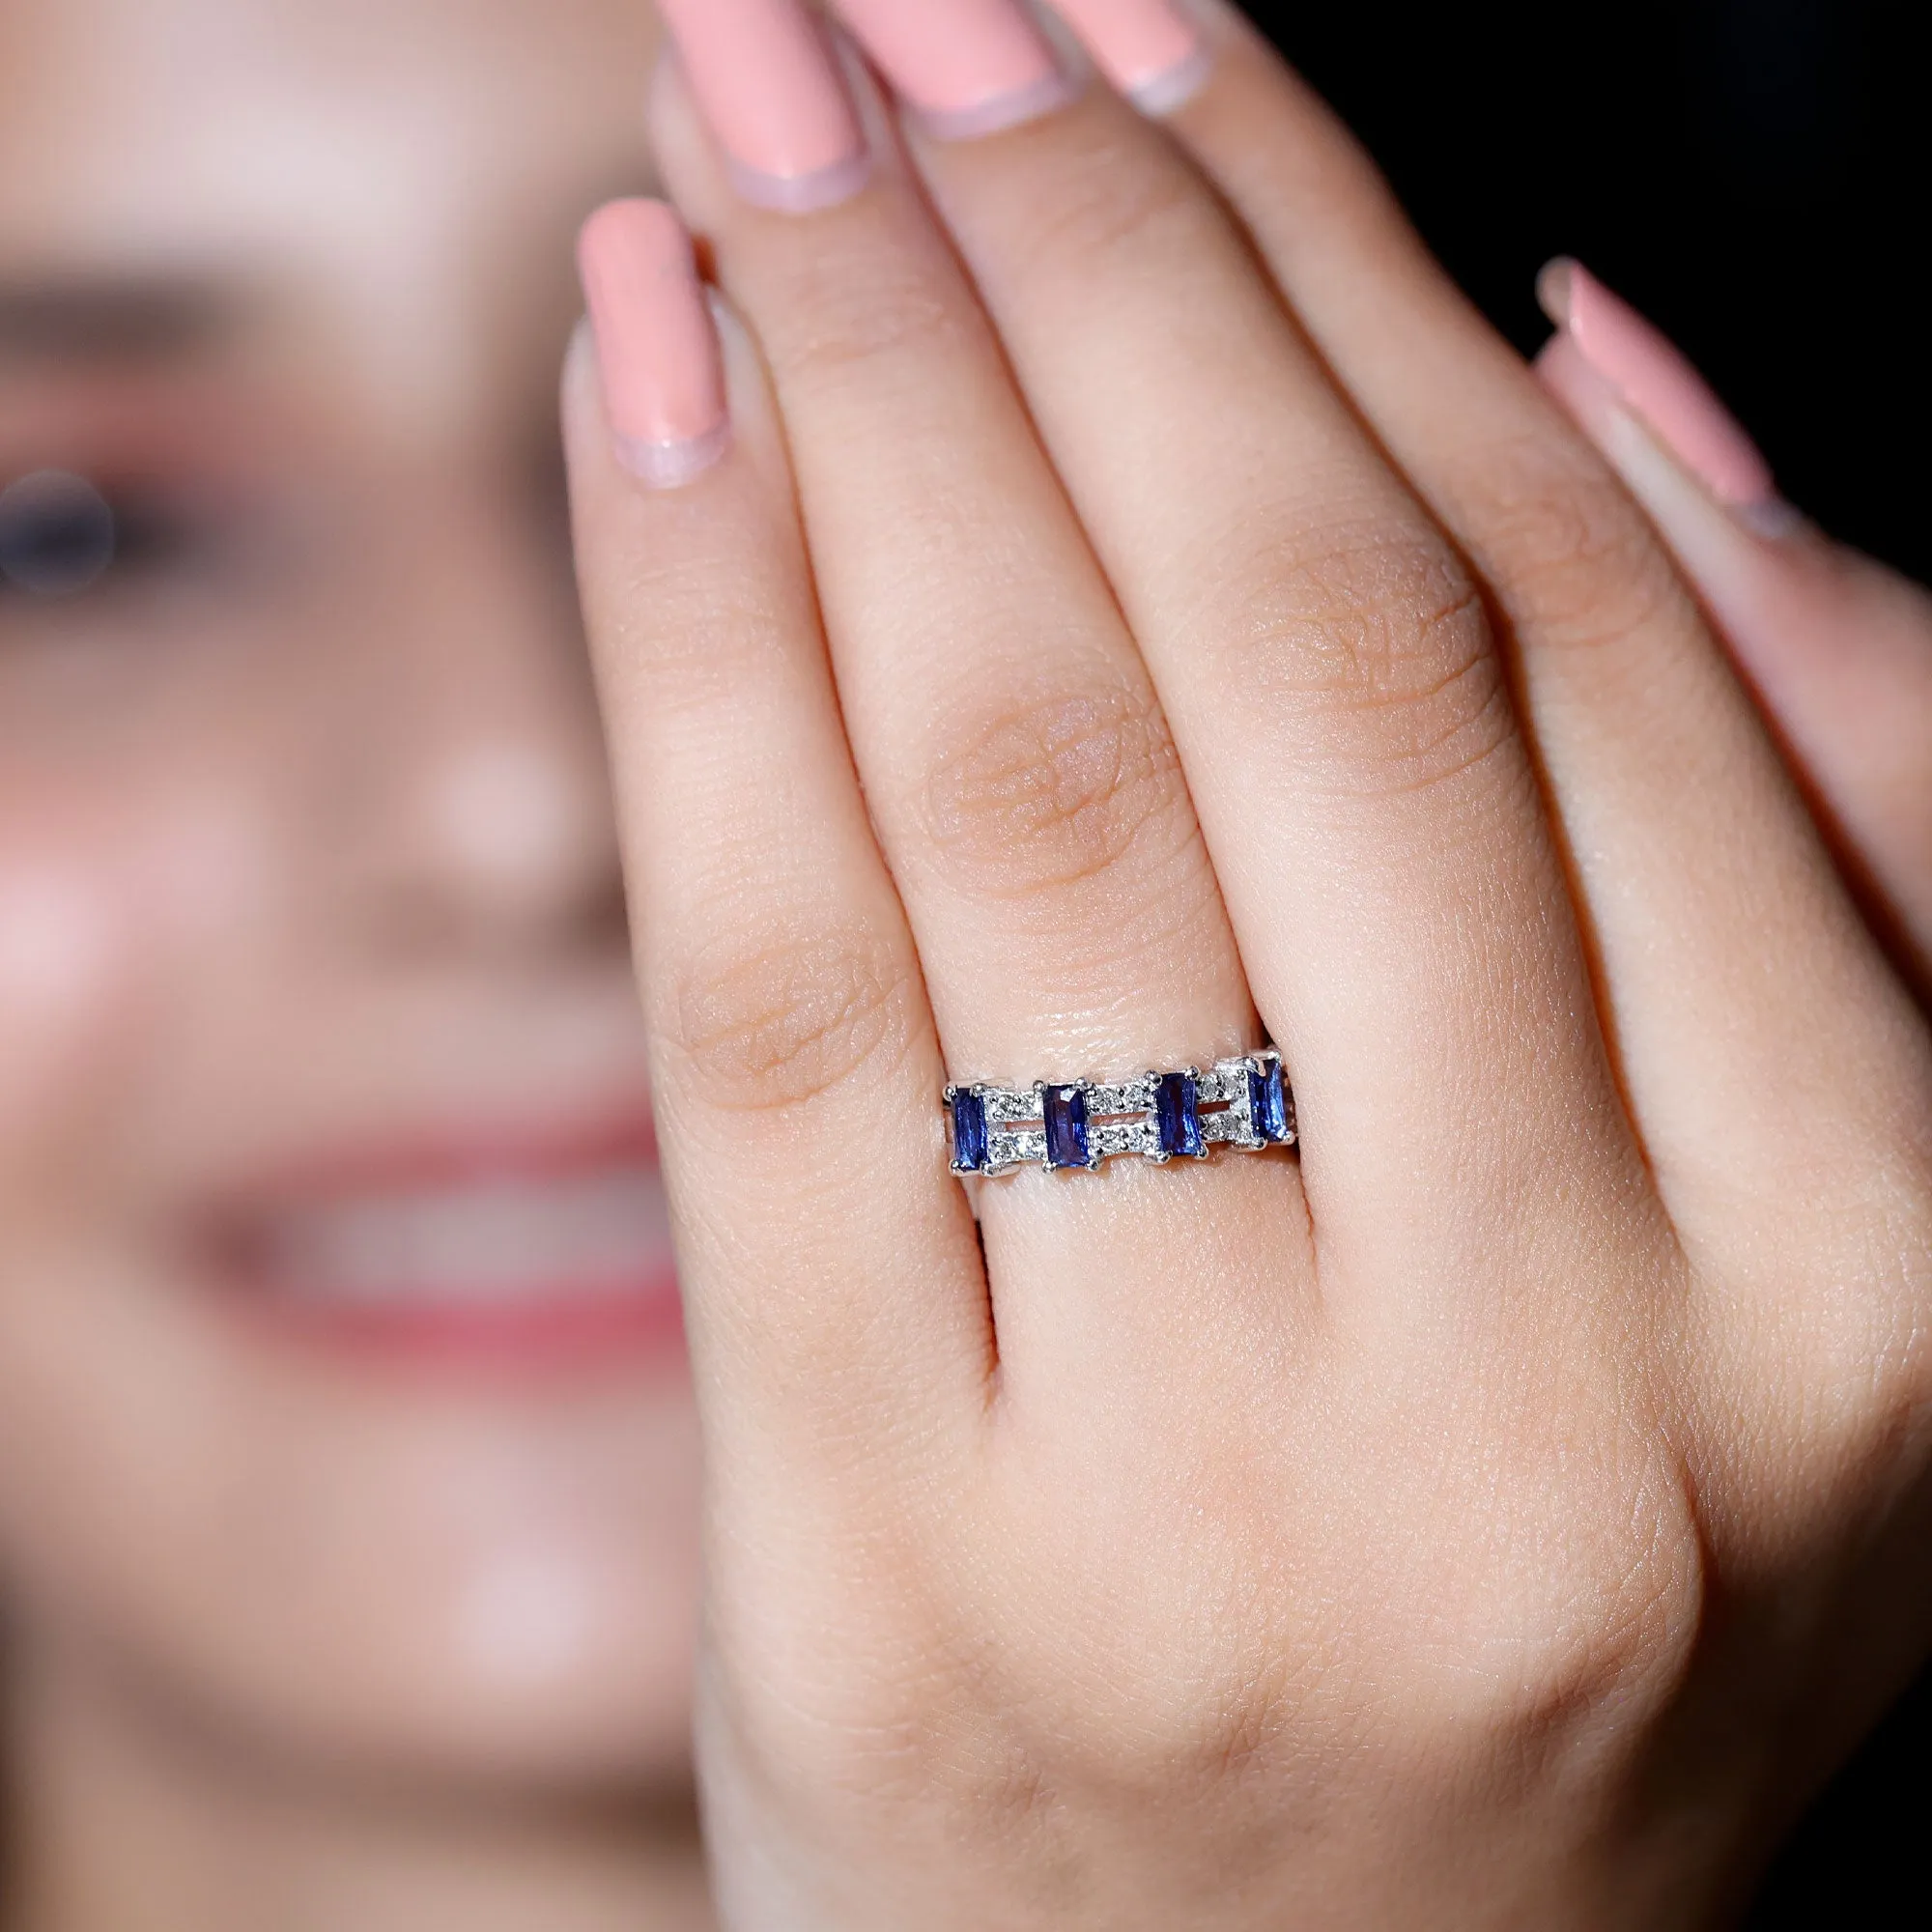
left=0, top=468, right=220, bottom=604
left=0, top=470, right=116, bottom=597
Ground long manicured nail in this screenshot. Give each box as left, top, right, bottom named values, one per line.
left=1537, top=259, right=1778, bottom=515
left=657, top=0, right=870, bottom=213
left=1050, top=0, right=1211, bottom=114
left=578, top=201, right=729, bottom=490
left=835, top=0, right=1074, bottom=139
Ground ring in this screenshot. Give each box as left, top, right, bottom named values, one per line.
left=945, top=1050, right=1295, bottom=1178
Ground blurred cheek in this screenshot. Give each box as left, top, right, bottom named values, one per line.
left=0, top=849, right=143, bottom=1156
left=0, top=788, right=266, bottom=1189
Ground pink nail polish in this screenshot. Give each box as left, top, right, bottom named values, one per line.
left=1538, top=259, right=1776, bottom=508
left=834, top=0, right=1074, bottom=139
left=657, top=0, right=870, bottom=213
left=1050, top=0, right=1211, bottom=114
left=578, top=201, right=730, bottom=489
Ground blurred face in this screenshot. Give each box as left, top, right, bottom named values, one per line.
left=0, top=0, right=696, bottom=1790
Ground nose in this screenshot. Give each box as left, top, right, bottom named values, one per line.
left=320, top=475, right=626, bottom=965
left=395, top=731, right=621, bottom=952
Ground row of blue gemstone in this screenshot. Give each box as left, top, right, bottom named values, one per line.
left=948, top=1057, right=1293, bottom=1177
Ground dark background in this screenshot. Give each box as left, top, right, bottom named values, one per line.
left=1249, top=0, right=1929, bottom=582
left=1242, top=0, right=1931, bottom=1919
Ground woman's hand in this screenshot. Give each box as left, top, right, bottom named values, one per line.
left=563, top=2, right=1932, bottom=1924
left=1530, top=261, right=1932, bottom=1003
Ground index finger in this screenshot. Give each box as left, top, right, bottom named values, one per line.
left=567, top=202, right=991, bottom=1464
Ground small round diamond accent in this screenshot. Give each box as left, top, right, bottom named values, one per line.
left=944, top=1051, right=1294, bottom=1178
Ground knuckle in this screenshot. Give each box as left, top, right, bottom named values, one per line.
left=1002, top=135, right=1219, bottom=287
left=1469, top=451, right=1690, bottom=657
left=665, top=920, right=917, bottom=1114
left=1214, top=518, right=1514, bottom=801
left=768, top=244, right=968, bottom=391
left=602, top=561, right=795, bottom=722
left=919, top=682, right=1191, bottom=899
left=1398, top=1450, right=1705, bottom=1751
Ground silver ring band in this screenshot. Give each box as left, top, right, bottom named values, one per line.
left=945, top=1050, right=1295, bottom=1179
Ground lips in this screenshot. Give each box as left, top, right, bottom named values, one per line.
left=216, top=1124, right=686, bottom=1372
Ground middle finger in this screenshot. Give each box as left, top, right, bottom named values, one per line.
left=648, top=12, right=1306, bottom=1378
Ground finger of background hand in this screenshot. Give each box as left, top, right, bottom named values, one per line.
left=645, top=22, right=1316, bottom=1395
left=851, top=8, right=1634, bottom=1274
left=1535, top=306, right=1932, bottom=1006
left=566, top=202, right=988, bottom=1463
left=1151, top=0, right=1929, bottom=1217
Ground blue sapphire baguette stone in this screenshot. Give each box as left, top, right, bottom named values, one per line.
left=1248, top=1056, right=1293, bottom=1145
left=1040, top=1083, right=1095, bottom=1171
left=1152, top=1070, right=1206, bottom=1160
left=946, top=1085, right=990, bottom=1176
left=941, top=1050, right=1293, bottom=1178
left=1270, top=1059, right=1296, bottom=1144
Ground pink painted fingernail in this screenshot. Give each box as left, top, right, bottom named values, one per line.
left=578, top=200, right=729, bottom=490
left=1537, top=259, right=1776, bottom=510
left=657, top=0, right=870, bottom=213
left=1050, top=0, right=1211, bottom=114
left=835, top=0, right=1074, bottom=140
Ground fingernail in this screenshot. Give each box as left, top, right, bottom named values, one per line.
left=657, top=0, right=870, bottom=213
left=835, top=0, right=1075, bottom=140
left=577, top=201, right=730, bottom=490
left=1537, top=258, right=1778, bottom=512
left=1050, top=0, right=1212, bottom=114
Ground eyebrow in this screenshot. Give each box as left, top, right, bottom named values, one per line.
left=0, top=276, right=245, bottom=363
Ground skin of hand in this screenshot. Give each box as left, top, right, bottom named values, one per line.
left=565, top=2, right=1932, bottom=1925
left=1531, top=277, right=1932, bottom=1005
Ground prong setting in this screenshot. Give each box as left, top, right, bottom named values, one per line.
left=945, top=1051, right=1294, bottom=1179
